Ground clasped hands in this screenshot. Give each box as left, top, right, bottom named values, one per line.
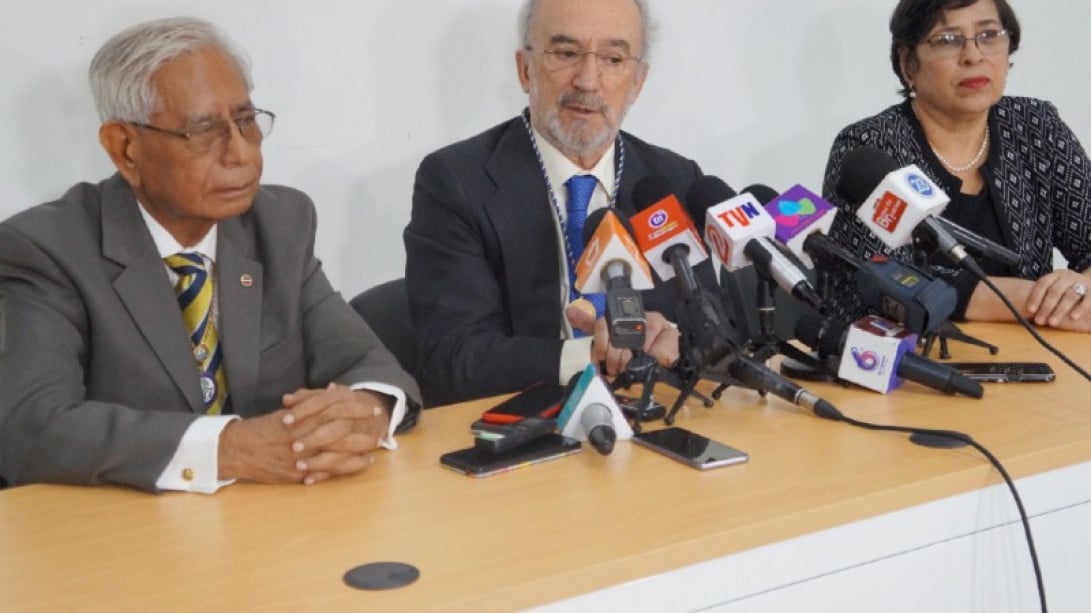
left=219, top=383, right=392, bottom=485
left=565, top=304, right=680, bottom=376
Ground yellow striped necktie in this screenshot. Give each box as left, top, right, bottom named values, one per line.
left=164, top=253, right=231, bottom=415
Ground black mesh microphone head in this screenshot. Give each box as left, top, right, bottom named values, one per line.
left=631, top=175, right=678, bottom=212
left=684, top=176, right=736, bottom=234
left=581, top=207, right=637, bottom=246
left=835, top=146, right=901, bottom=206
left=740, top=184, right=780, bottom=205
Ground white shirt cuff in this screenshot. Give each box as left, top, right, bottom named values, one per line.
left=559, top=337, right=595, bottom=385
left=349, top=382, right=408, bottom=450
left=155, top=415, right=240, bottom=494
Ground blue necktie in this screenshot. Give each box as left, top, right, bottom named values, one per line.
left=564, top=175, right=606, bottom=328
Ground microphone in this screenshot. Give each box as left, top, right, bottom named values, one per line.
left=758, top=184, right=956, bottom=333
left=934, top=217, right=1020, bottom=267
left=556, top=365, right=634, bottom=455
left=762, top=184, right=839, bottom=269
left=740, top=184, right=780, bottom=206
left=836, top=147, right=1019, bottom=267
left=574, top=208, right=655, bottom=294
left=575, top=208, right=653, bottom=349
left=726, top=355, right=842, bottom=421
left=795, top=312, right=983, bottom=398
left=689, top=177, right=822, bottom=308
left=579, top=403, right=617, bottom=455
left=836, top=147, right=974, bottom=267
left=630, top=176, right=709, bottom=300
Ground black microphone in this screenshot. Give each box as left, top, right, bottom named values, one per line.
left=795, top=312, right=983, bottom=398
left=934, top=217, right=1020, bottom=267
left=630, top=176, right=709, bottom=301
left=836, top=147, right=1016, bottom=267
left=740, top=183, right=779, bottom=205
left=726, top=355, right=843, bottom=421
left=683, top=175, right=737, bottom=233
left=687, top=177, right=822, bottom=308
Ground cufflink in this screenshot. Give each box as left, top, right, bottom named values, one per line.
left=182, top=468, right=195, bottom=482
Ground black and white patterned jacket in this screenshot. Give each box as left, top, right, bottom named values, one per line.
left=821, top=96, right=1091, bottom=320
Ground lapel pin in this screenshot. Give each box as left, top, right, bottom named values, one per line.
left=240, top=273, right=254, bottom=288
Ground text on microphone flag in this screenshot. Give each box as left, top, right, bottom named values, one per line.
left=872, top=192, right=909, bottom=232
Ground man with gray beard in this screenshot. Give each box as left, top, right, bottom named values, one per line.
left=405, top=0, right=712, bottom=406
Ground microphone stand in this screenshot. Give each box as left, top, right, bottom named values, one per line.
left=909, top=243, right=1001, bottom=359
left=921, top=322, right=1000, bottom=360
left=709, top=274, right=832, bottom=399
left=610, top=350, right=712, bottom=433
left=661, top=286, right=758, bottom=425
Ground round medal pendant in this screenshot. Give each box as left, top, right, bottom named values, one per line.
left=199, top=373, right=217, bottom=406
left=567, top=297, right=596, bottom=320
left=193, top=344, right=209, bottom=362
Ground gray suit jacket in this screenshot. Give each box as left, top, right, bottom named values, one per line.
left=0, top=175, right=420, bottom=491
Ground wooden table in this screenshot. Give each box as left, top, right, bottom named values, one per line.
left=2, top=324, right=1089, bottom=612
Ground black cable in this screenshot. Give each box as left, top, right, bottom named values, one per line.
left=815, top=404, right=1048, bottom=612
left=964, top=258, right=1091, bottom=382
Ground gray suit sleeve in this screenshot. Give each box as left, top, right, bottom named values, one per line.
left=291, top=197, right=422, bottom=421
left=0, top=225, right=196, bottom=491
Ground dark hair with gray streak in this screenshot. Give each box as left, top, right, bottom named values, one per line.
left=889, top=0, right=1021, bottom=98
left=517, top=0, right=654, bottom=60
left=89, top=16, right=252, bottom=123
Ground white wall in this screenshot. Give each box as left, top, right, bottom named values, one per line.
left=2, top=1, right=1087, bottom=298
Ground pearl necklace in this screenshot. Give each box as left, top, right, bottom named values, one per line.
left=912, top=101, right=990, bottom=174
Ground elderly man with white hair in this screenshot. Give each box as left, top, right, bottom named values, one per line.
left=405, top=0, right=716, bottom=407
left=0, top=17, right=420, bottom=493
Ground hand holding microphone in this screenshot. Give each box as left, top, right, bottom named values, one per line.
left=568, top=207, right=680, bottom=374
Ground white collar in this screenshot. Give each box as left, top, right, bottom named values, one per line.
left=531, top=125, right=616, bottom=205
left=136, top=203, right=218, bottom=262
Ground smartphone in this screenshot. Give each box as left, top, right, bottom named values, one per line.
left=633, top=427, right=749, bottom=470
left=480, top=383, right=567, bottom=424
left=440, top=433, right=582, bottom=477
left=615, top=394, right=667, bottom=422
left=946, top=362, right=1056, bottom=383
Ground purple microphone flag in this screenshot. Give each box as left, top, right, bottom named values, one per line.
left=766, top=184, right=836, bottom=244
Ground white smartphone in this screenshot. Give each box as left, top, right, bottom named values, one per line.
left=633, top=427, right=749, bottom=470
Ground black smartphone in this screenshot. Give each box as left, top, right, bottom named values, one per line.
left=633, top=427, right=749, bottom=470
left=946, top=362, right=1055, bottom=383
left=479, top=383, right=567, bottom=424
left=440, top=434, right=582, bottom=477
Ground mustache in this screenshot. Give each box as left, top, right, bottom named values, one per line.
left=558, top=91, right=608, bottom=113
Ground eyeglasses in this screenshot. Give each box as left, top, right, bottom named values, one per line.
left=130, top=108, right=275, bottom=154
left=923, top=29, right=1010, bottom=58
left=527, top=46, right=643, bottom=75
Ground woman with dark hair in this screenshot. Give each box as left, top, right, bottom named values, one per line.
left=822, top=0, right=1091, bottom=332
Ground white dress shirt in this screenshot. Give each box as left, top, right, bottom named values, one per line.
left=137, top=205, right=407, bottom=493
left=529, top=126, right=617, bottom=385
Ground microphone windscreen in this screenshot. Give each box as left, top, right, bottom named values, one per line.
left=835, top=147, right=901, bottom=206
left=581, top=208, right=612, bottom=246
left=740, top=184, right=780, bottom=205
left=580, top=208, right=638, bottom=246
left=632, top=175, right=678, bottom=212
left=685, top=176, right=736, bottom=234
